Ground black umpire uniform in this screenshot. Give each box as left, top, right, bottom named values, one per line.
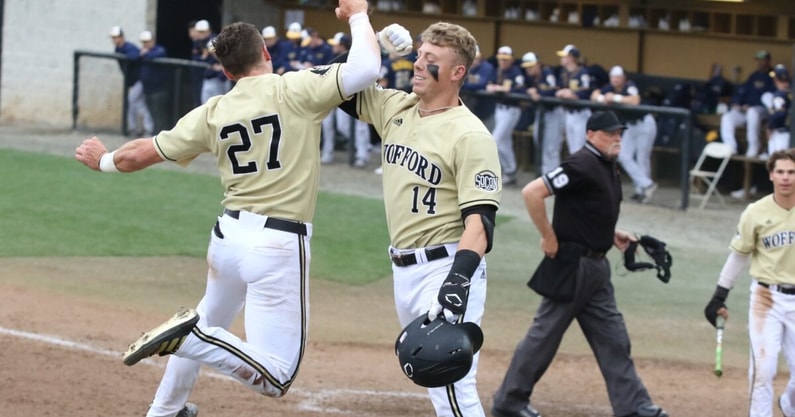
left=492, top=111, right=667, bottom=417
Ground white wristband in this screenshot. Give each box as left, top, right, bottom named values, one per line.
left=99, top=151, right=119, bottom=172
left=613, top=94, right=623, bottom=103
left=597, top=94, right=605, bottom=103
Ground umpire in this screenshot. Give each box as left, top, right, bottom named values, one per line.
left=491, top=111, right=668, bottom=417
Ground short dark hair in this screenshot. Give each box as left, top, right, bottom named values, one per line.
left=767, top=148, right=795, bottom=172
left=211, top=22, right=265, bottom=78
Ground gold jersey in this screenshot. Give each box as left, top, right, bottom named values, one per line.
left=730, top=194, right=795, bottom=284
left=355, top=86, right=502, bottom=248
left=153, top=65, right=347, bottom=222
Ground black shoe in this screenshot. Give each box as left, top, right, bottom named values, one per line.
left=622, top=404, right=668, bottom=417
left=491, top=404, right=542, bottom=417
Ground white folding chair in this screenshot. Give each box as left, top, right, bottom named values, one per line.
left=689, top=142, right=734, bottom=210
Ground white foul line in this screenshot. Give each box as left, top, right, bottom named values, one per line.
left=0, top=325, right=427, bottom=415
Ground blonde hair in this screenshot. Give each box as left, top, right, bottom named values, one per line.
left=420, top=22, right=477, bottom=71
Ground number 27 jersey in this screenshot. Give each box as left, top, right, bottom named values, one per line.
left=152, top=65, right=347, bottom=222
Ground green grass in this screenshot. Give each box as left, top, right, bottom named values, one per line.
left=0, top=148, right=391, bottom=283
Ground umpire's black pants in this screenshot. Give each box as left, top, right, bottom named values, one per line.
left=492, top=256, right=653, bottom=417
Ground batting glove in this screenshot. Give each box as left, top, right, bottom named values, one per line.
left=704, top=285, right=730, bottom=327
left=428, top=272, right=470, bottom=324
left=377, top=24, right=413, bottom=56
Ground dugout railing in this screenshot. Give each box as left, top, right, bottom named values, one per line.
left=72, top=50, right=210, bottom=136
left=459, top=90, right=693, bottom=210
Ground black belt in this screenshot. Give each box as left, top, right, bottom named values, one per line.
left=759, top=282, right=795, bottom=295
left=223, top=209, right=307, bottom=236
left=583, top=249, right=606, bottom=259
left=390, top=246, right=450, bottom=267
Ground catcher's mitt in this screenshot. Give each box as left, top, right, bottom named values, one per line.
left=624, top=235, right=673, bottom=283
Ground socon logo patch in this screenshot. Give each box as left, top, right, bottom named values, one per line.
left=474, top=171, right=498, bottom=191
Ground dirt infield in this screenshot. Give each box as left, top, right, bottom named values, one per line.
left=0, top=124, right=779, bottom=417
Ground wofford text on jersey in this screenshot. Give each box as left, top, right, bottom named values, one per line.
left=761, top=231, right=795, bottom=249
left=383, top=143, right=443, bottom=185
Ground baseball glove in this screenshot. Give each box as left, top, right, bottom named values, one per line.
left=624, top=235, right=673, bottom=283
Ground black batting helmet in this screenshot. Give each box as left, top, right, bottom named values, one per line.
left=395, top=315, right=484, bottom=388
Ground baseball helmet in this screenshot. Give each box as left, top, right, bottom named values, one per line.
left=395, top=315, right=484, bottom=388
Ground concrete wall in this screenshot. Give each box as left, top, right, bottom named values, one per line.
left=1, top=0, right=149, bottom=128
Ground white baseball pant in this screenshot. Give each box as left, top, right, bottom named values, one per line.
left=720, top=105, right=768, bottom=156
left=767, top=130, right=790, bottom=155
left=564, top=108, right=591, bottom=154
left=748, top=280, right=795, bottom=417
left=322, top=108, right=371, bottom=162
left=534, top=106, right=565, bottom=175
left=146, top=211, right=313, bottom=417
left=201, top=78, right=231, bottom=104
left=492, top=104, right=522, bottom=176
left=618, top=114, right=657, bottom=193
left=127, top=81, right=153, bottom=135
left=391, top=243, right=488, bottom=417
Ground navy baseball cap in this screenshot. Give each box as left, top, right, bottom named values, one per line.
left=770, top=64, right=790, bottom=82
left=556, top=44, right=580, bottom=59
left=586, top=111, right=626, bottom=132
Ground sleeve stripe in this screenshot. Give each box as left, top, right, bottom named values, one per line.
left=335, top=65, right=346, bottom=101
left=153, top=136, right=178, bottom=162
left=459, top=199, right=500, bottom=208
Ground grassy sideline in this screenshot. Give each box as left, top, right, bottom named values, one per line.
left=1, top=148, right=756, bottom=367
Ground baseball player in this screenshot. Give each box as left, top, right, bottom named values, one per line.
left=721, top=50, right=775, bottom=157
left=321, top=32, right=372, bottom=166
left=762, top=65, right=792, bottom=157
left=555, top=44, right=593, bottom=155
left=74, top=5, right=391, bottom=416
left=261, top=25, right=294, bottom=75
left=462, top=45, right=496, bottom=131
left=492, top=111, right=668, bottom=417
left=487, top=45, right=526, bottom=186
left=522, top=51, right=563, bottom=175
left=591, top=65, right=657, bottom=203
left=704, top=148, right=795, bottom=417
left=109, top=26, right=153, bottom=137
left=341, top=21, right=501, bottom=417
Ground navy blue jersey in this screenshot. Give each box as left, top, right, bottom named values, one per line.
left=491, top=65, right=525, bottom=105
left=115, top=41, right=141, bottom=86
left=529, top=66, right=559, bottom=98
left=298, top=42, right=333, bottom=66
left=733, top=69, right=775, bottom=107
left=269, top=38, right=296, bottom=74
left=558, top=65, right=593, bottom=100
left=463, top=60, right=496, bottom=120
left=599, top=80, right=646, bottom=122
left=768, top=89, right=791, bottom=130
left=382, top=55, right=414, bottom=92
left=140, top=44, right=169, bottom=93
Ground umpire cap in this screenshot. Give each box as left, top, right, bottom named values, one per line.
left=395, top=315, right=483, bottom=388
left=586, top=111, right=626, bottom=132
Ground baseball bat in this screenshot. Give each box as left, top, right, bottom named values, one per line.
left=714, top=315, right=725, bottom=377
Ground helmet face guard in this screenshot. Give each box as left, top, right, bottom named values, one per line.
left=395, top=315, right=484, bottom=388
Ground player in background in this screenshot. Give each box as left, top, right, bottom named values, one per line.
left=721, top=50, right=775, bottom=158
left=321, top=32, right=372, bottom=167
left=262, top=25, right=293, bottom=75
left=762, top=65, right=792, bottom=157
left=591, top=65, right=657, bottom=204
left=704, top=148, right=795, bottom=417
left=341, top=21, right=501, bottom=417
left=462, top=45, right=496, bottom=131
left=109, top=26, right=153, bottom=137
left=487, top=45, right=526, bottom=186
left=555, top=44, right=593, bottom=154
left=283, top=22, right=304, bottom=72
left=492, top=110, right=668, bottom=417
left=75, top=3, right=387, bottom=415
left=522, top=51, right=562, bottom=176
left=138, top=30, right=171, bottom=135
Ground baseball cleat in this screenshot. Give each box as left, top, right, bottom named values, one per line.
left=176, top=402, right=199, bottom=417
left=491, top=404, right=541, bottom=417
left=123, top=308, right=199, bottom=366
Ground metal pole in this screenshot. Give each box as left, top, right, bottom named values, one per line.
left=680, top=112, right=692, bottom=210
left=534, top=103, right=545, bottom=178
left=120, top=58, right=129, bottom=136
left=72, top=51, right=80, bottom=130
